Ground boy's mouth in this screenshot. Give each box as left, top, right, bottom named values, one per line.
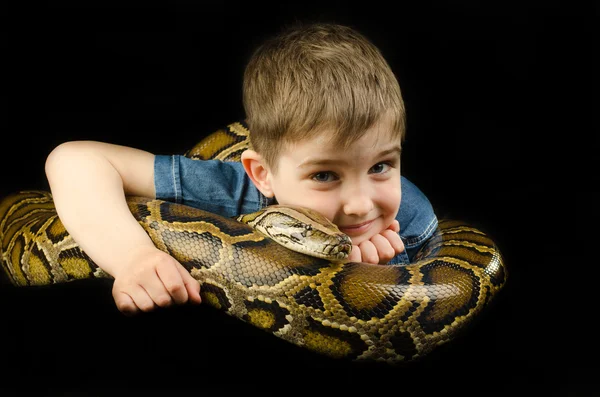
left=338, top=219, right=374, bottom=236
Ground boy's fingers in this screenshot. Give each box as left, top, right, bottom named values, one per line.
left=113, top=291, right=138, bottom=316
left=114, top=284, right=156, bottom=314
left=348, top=245, right=362, bottom=263
left=387, top=220, right=400, bottom=232
left=177, top=264, right=202, bottom=304
left=358, top=240, right=379, bottom=265
left=369, top=234, right=395, bottom=263
left=132, top=285, right=158, bottom=312
left=381, top=229, right=405, bottom=253
left=155, top=260, right=189, bottom=305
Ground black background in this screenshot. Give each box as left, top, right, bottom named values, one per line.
left=2, top=1, right=597, bottom=396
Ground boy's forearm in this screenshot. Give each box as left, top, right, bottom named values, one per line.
left=45, top=143, right=156, bottom=277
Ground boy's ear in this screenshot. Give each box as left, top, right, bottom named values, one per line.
left=241, top=150, right=274, bottom=198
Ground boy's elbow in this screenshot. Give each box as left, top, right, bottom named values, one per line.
left=45, top=141, right=75, bottom=178
left=45, top=141, right=97, bottom=181
left=44, top=140, right=154, bottom=197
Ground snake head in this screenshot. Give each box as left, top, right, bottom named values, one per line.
left=238, top=205, right=352, bottom=261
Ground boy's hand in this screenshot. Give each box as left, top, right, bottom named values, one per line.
left=111, top=245, right=202, bottom=316
left=348, top=220, right=405, bottom=265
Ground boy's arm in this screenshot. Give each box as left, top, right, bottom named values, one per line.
left=45, top=141, right=201, bottom=315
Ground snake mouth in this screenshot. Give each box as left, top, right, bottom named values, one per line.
left=327, top=242, right=352, bottom=261
left=322, top=234, right=352, bottom=260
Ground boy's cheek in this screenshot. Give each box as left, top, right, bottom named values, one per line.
left=377, top=181, right=401, bottom=209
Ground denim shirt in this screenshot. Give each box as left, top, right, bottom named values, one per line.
left=155, top=155, right=438, bottom=265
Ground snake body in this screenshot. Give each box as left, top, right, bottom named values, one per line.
left=0, top=121, right=506, bottom=363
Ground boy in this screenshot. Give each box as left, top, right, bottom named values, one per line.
left=44, top=23, right=438, bottom=316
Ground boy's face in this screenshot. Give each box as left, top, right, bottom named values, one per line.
left=266, top=123, right=401, bottom=246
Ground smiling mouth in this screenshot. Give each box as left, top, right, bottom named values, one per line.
left=338, top=219, right=374, bottom=235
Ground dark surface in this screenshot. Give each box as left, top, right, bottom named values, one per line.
left=2, top=1, right=596, bottom=396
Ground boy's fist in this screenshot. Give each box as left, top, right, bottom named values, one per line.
left=111, top=246, right=202, bottom=315
left=348, top=220, right=405, bottom=265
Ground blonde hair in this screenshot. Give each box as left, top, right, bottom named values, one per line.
left=243, top=23, right=406, bottom=170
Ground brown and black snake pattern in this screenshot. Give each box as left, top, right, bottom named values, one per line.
left=0, top=121, right=506, bottom=363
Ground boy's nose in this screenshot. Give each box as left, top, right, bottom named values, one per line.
left=343, top=192, right=374, bottom=217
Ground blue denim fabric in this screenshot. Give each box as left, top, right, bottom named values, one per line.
left=155, top=155, right=438, bottom=265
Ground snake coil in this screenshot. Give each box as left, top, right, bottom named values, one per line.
left=0, top=121, right=506, bottom=363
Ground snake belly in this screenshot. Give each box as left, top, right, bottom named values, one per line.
left=0, top=187, right=506, bottom=363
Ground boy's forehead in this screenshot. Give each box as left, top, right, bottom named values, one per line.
left=279, top=128, right=401, bottom=167
left=286, top=122, right=400, bottom=152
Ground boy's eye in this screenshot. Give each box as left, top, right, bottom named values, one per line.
left=311, top=171, right=337, bottom=182
left=369, top=162, right=391, bottom=174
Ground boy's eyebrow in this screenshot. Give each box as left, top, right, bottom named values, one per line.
left=298, top=145, right=401, bottom=168
left=376, top=146, right=402, bottom=157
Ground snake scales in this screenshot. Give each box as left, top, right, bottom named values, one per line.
left=0, top=121, right=506, bottom=363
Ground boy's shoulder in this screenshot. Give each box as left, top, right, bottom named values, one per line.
left=398, top=176, right=438, bottom=249
left=400, top=176, right=431, bottom=207
left=154, top=154, right=262, bottom=217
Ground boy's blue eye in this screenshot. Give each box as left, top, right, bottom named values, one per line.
left=369, top=162, right=390, bottom=174
left=312, top=172, right=336, bottom=182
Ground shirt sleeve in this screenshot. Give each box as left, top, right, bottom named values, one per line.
left=390, top=176, right=439, bottom=265
left=154, top=155, right=265, bottom=218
